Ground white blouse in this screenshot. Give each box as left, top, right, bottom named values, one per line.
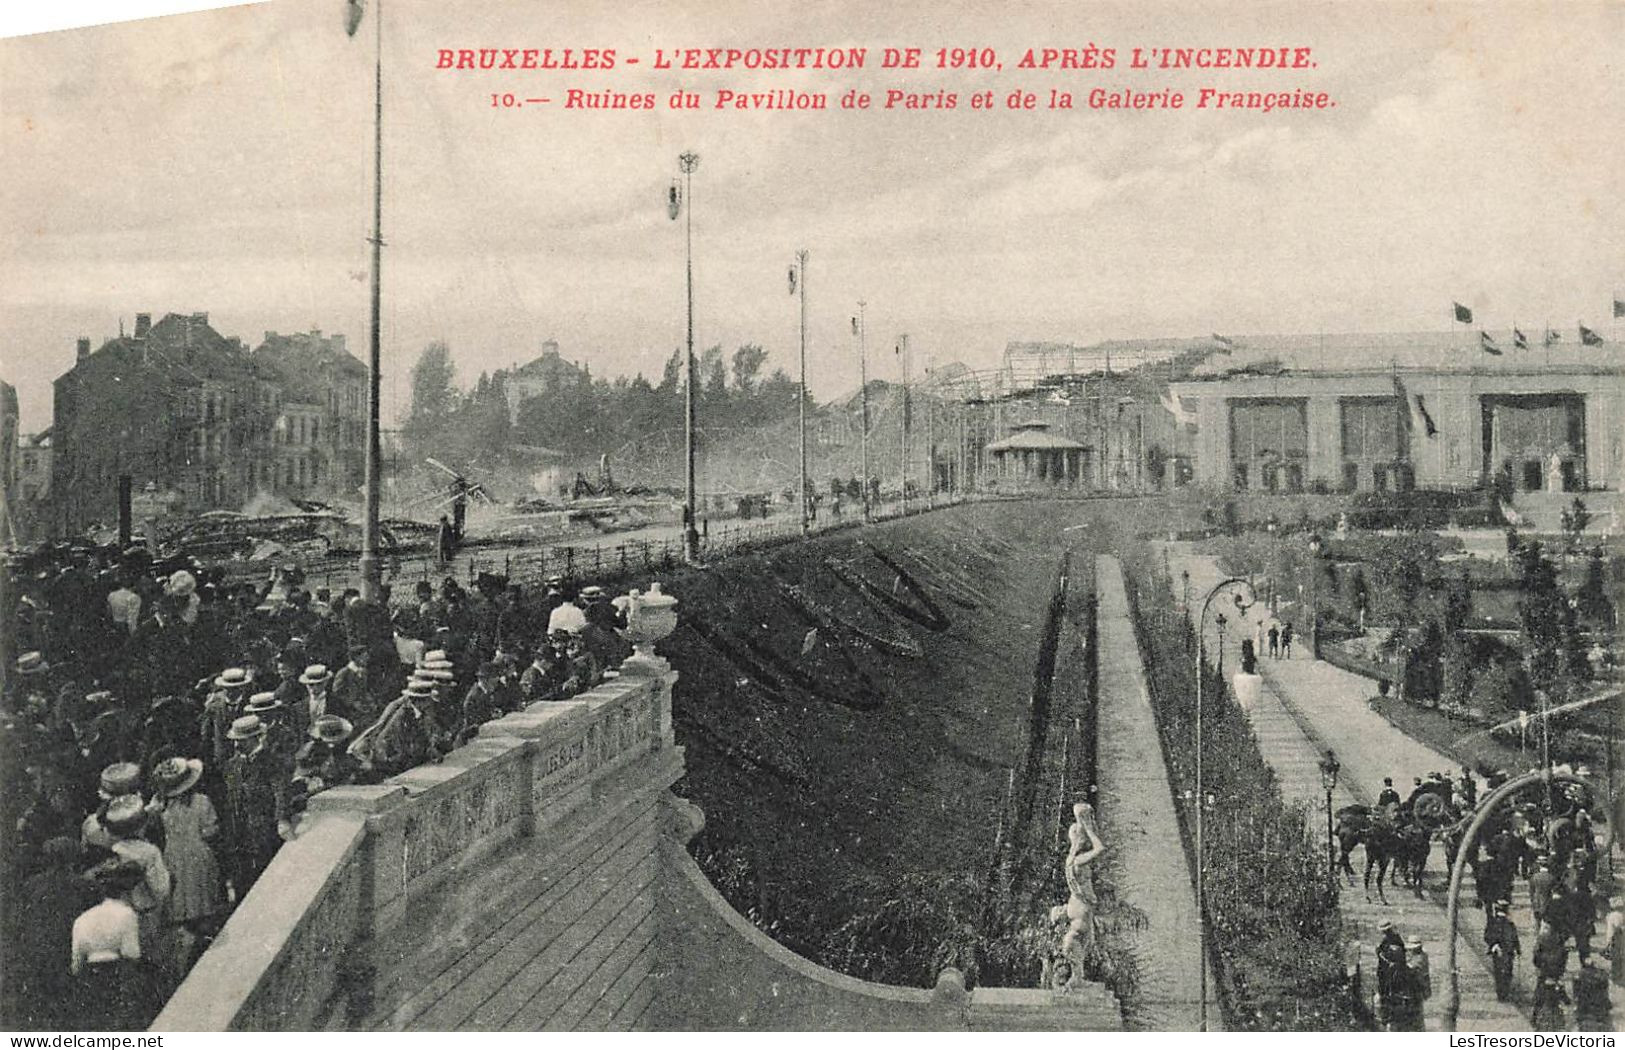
left=70, top=899, right=141, bottom=972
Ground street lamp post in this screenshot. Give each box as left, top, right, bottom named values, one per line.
left=1193, top=576, right=1258, bottom=1033
left=670, top=152, right=701, bottom=563
left=1318, top=749, right=1341, bottom=891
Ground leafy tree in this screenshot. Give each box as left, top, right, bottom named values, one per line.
left=1442, top=567, right=1473, bottom=635
left=1560, top=498, right=1591, bottom=551
left=1145, top=443, right=1168, bottom=488
left=659, top=348, right=684, bottom=394
left=700, top=345, right=728, bottom=400
left=731, top=343, right=768, bottom=392
left=1576, top=550, right=1615, bottom=628
left=404, top=341, right=458, bottom=455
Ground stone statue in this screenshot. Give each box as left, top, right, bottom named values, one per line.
left=1547, top=452, right=1564, bottom=493
left=1048, top=802, right=1106, bottom=991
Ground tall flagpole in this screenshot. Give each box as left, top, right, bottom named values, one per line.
left=358, top=0, right=384, bottom=601
left=680, top=152, right=700, bottom=562
left=929, top=351, right=942, bottom=507
left=899, top=334, right=910, bottom=510
left=796, top=250, right=809, bottom=534
left=858, top=301, right=871, bottom=521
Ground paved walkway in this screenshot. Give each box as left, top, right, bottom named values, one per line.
left=1168, top=545, right=1535, bottom=1031
left=1094, top=554, right=1219, bottom=1031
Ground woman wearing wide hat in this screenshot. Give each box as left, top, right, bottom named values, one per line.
left=101, top=795, right=172, bottom=966
left=146, top=757, right=223, bottom=988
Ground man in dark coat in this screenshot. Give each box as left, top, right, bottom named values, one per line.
left=1483, top=900, right=1520, bottom=1001
left=437, top=515, right=456, bottom=567
left=221, top=715, right=292, bottom=897
left=520, top=638, right=567, bottom=704
left=459, top=662, right=505, bottom=742
left=331, top=646, right=380, bottom=729
left=1375, top=921, right=1407, bottom=1026
left=1572, top=961, right=1612, bottom=1031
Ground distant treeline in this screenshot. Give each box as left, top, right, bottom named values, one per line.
left=401, top=340, right=809, bottom=469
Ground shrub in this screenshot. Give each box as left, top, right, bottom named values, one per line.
left=1120, top=553, right=1359, bottom=1031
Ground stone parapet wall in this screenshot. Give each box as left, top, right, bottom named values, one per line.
left=153, top=613, right=1123, bottom=1031
left=153, top=664, right=678, bottom=1032
left=650, top=831, right=1122, bottom=1031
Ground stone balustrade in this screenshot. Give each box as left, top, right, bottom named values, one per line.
left=153, top=588, right=1123, bottom=1032
left=153, top=658, right=678, bottom=1032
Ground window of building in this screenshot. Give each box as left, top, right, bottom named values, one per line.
left=1340, top=398, right=1401, bottom=461
left=311, top=418, right=320, bottom=444
left=1229, top=399, right=1306, bottom=490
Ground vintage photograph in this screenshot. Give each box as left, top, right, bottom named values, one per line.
left=1, top=0, right=1621, bottom=1035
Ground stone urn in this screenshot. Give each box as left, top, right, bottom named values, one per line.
left=620, top=583, right=678, bottom=676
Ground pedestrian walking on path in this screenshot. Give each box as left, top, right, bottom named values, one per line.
left=1485, top=901, right=1521, bottom=1001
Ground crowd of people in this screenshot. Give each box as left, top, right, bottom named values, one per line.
left=1366, top=767, right=1615, bottom=1031
left=2, top=542, right=635, bottom=1031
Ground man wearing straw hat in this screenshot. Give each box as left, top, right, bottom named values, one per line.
left=220, top=714, right=289, bottom=896
left=202, top=667, right=253, bottom=775
left=294, top=714, right=357, bottom=801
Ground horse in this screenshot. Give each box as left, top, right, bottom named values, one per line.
left=1336, top=804, right=1408, bottom=903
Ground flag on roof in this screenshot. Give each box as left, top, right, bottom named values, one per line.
left=1580, top=324, right=1604, bottom=346
left=1480, top=331, right=1502, bottom=355
left=1513, top=328, right=1529, bottom=350
left=1454, top=302, right=1473, bottom=324
left=1544, top=327, right=1561, bottom=347
left=851, top=316, right=859, bottom=335
left=343, top=0, right=364, bottom=36
left=787, top=265, right=797, bottom=295
left=1613, top=297, right=1624, bottom=319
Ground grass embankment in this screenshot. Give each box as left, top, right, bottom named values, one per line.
left=662, top=502, right=1111, bottom=989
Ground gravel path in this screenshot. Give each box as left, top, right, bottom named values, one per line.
left=1094, top=554, right=1220, bottom=1031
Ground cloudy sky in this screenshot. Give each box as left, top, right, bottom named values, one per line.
left=2, top=0, right=1622, bottom=430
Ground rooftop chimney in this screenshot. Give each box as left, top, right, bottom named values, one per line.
left=76, top=337, right=91, bottom=360
left=134, top=313, right=152, bottom=339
